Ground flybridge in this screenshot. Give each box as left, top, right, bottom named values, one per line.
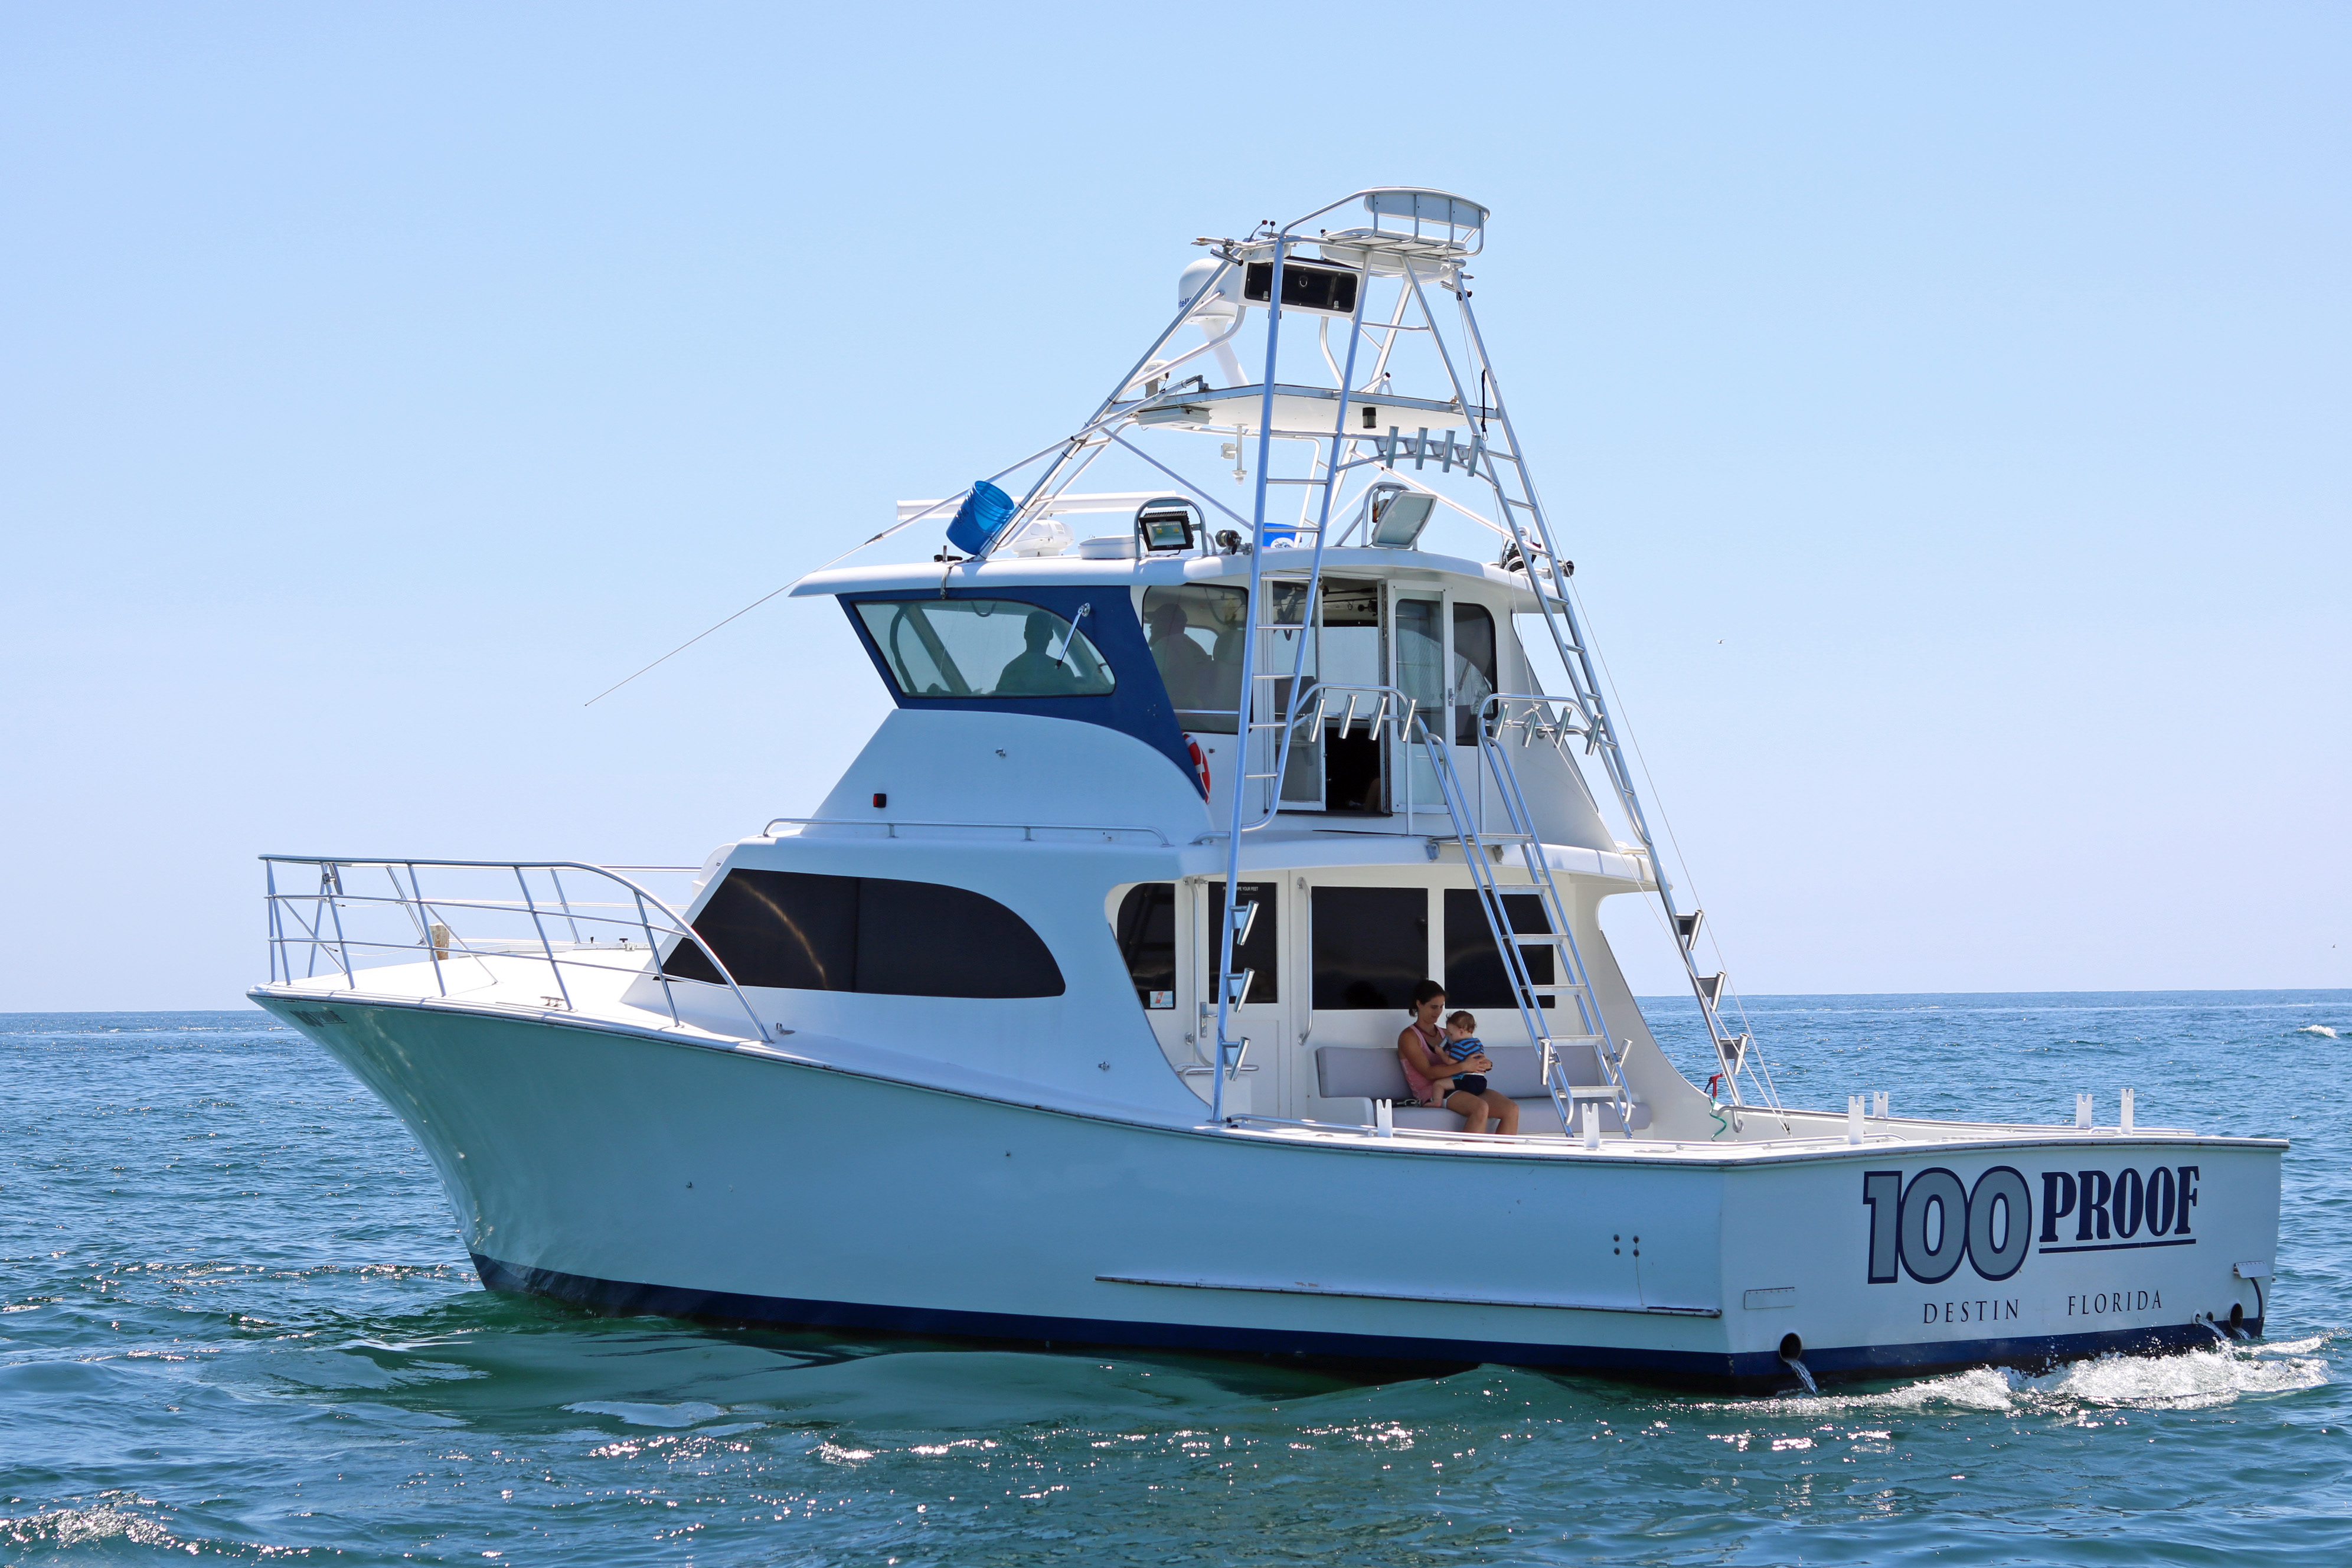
left=849, top=188, right=1769, bottom=1119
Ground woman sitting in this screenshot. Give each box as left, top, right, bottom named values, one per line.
left=1396, top=981, right=1520, bottom=1136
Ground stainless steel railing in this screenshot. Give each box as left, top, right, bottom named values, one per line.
left=761, top=816, right=1171, bottom=845
left=259, top=855, right=770, bottom=1040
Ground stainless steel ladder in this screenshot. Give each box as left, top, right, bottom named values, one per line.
left=1438, top=292, right=1773, bottom=1109
left=1235, top=570, right=1324, bottom=812
left=1406, top=710, right=1638, bottom=1139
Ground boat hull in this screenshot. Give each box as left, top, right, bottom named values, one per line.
left=262, top=993, right=2280, bottom=1391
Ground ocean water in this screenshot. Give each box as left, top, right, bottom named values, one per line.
left=3, top=992, right=2347, bottom=1566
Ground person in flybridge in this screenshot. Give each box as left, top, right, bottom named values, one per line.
left=995, top=612, right=1089, bottom=697
left=1146, top=599, right=1213, bottom=709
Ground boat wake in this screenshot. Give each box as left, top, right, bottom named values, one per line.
left=1713, top=1336, right=2331, bottom=1416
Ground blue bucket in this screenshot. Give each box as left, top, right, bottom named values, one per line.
left=946, top=481, right=1017, bottom=557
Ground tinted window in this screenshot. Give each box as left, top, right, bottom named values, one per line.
left=854, top=598, right=1115, bottom=699
left=1140, top=584, right=1246, bottom=733
left=1114, top=883, right=1177, bottom=1008
left=1310, top=886, right=1427, bottom=1010
left=665, top=868, right=857, bottom=991
left=1452, top=603, right=1498, bottom=745
left=1207, top=880, right=1280, bottom=1004
left=665, top=870, right=1063, bottom=998
left=852, top=877, right=1064, bottom=997
left=1442, top=888, right=1556, bottom=1010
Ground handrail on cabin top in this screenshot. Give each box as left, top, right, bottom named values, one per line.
left=761, top=816, right=1172, bottom=845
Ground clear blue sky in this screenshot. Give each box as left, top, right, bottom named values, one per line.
left=4, top=3, right=2344, bottom=1008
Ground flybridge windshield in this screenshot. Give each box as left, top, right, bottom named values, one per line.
left=1141, top=584, right=1246, bottom=733
left=854, top=598, right=1115, bottom=699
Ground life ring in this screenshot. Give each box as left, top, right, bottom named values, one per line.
left=1186, top=736, right=1211, bottom=795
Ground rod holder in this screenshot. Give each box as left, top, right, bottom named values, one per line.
left=1582, top=1102, right=1600, bottom=1150
left=2121, top=1086, right=2135, bottom=1132
left=1847, top=1095, right=1865, bottom=1145
left=2075, top=1093, right=2093, bottom=1129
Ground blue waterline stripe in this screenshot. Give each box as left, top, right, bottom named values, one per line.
left=471, top=1253, right=2243, bottom=1389
left=2039, top=1237, right=2199, bottom=1255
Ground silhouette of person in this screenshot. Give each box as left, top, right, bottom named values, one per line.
left=1148, top=600, right=1214, bottom=711
left=995, top=613, right=1079, bottom=696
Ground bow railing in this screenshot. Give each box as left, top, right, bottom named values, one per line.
left=259, top=855, right=770, bottom=1041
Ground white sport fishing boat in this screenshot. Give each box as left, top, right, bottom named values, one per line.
left=254, top=188, right=2281, bottom=1389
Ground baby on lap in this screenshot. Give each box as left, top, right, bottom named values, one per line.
left=1433, top=1010, right=1486, bottom=1099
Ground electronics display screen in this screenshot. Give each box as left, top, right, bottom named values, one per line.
left=1242, top=261, right=1360, bottom=316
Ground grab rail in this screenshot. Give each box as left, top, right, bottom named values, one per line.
left=761, top=816, right=1171, bottom=845
left=259, top=855, right=770, bottom=1041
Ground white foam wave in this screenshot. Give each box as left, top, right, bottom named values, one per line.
left=2294, top=1025, right=2337, bottom=1038
left=1701, top=1341, right=2330, bottom=1417
left=0, top=1498, right=185, bottom=1551
left=565, top=1400, right=728, bottom=1427
left=2252, top=1334, right=2329, bottom=1357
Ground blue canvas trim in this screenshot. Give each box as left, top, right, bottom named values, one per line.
left=839, top=586, right=1203, bottom=796
left=471, top=1253, right=2242, bottom=1391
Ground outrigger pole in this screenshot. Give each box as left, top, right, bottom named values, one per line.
left=1210, top=191, right=1370, bottom=1122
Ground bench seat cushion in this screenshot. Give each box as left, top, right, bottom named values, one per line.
left=1389, top=1099, right=1650, bottom=1133
left=1313, top=1044, right=1650, bottom=1133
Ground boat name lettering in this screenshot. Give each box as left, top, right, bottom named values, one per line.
left=1923, top=1298, right=2020, bottom=1324
left=1861, top=1166, right=2031, bottom=1285
left=2067, top=1289, right=2162, bottom=1317
left=1864, top=1164, right=2201, bottom=1285
left=2039, top=1167, right=2197, bottom=1245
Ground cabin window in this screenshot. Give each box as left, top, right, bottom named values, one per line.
left=1113, top=883, right=1178, bottom=1008
left=1139, top=584, right=1247, bottom=732
left=1442, top=888, right=1556, bottom=1010
left=665, top=870, right=1064, bottom=998
left=1452, top=603, right=1498, bottom=745
left=853, top=598, right=1115, bottom=700
left=1310, top=886, right=1427, bottom=1010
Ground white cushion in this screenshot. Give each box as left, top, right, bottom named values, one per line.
left=1314, top=1042, right=1650, bottom=1134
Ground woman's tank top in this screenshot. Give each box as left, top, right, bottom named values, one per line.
left=1398, top=1020, right=1446, bottom=1103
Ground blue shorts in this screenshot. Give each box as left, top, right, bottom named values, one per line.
left=1443, top=1074, right=1488, bottom=1098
